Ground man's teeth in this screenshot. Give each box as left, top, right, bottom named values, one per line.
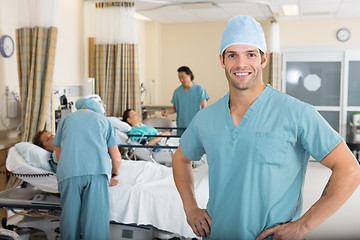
left=235, top=73, right=249, bottom=76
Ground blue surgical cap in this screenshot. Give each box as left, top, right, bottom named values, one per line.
left=75, top=98, right=104, bottom=114
left=220, top=15, right=267, bottom=54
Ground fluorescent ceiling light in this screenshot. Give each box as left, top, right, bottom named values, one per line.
left=135, top=13, right=152, bottom=21
left=282, top=4, right=299, bottom=16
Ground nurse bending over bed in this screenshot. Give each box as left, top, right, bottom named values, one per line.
left=122, top=108, right=171, bottom=145
left=32, top=130, right=119, bottom=187
left=51, top=96, right=122, bottom=240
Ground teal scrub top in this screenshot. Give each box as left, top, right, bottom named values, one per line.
left=171, top=83, right=209, bottom=128
left=128, top=125, right=158, bottom=142
left=180, top=85, right=343, bottom=239
left=53, top=109, right=121, bottom=183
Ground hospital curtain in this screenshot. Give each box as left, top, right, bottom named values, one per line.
left=268, top=21, right=282, bottom=91
left=16, top=0, right=58, bottom=142
left=268, top=53, right=281, bottom=90
left=93, top=2, right=141, bottom=117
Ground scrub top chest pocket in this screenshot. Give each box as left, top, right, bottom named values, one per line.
left=254, top=132, right=291, bottom=166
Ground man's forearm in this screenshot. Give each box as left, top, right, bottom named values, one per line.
left=167, top=105, right=177, bottom=114
left=172, top=148, right=198, bottom=213
left=109, top=145, right=122, bottom=175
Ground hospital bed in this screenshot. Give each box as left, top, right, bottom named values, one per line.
left=108, top=117, right=196, bottom=166
left=0, top=143, right=209, bottom=239
left=118, top=131, right=180, bottom=166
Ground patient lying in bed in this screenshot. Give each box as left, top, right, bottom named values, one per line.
left=122, top=109, right=171, bottom=145
left=108, top=111, right=182, bottom=165
left=6, top=143, right=209, bottom=239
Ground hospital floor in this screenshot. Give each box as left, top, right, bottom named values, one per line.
left=7, top=214, right=195, bottom=240
left=6, top=214, right=58, bottom=240
left=16, top=229, right=48, bottom=240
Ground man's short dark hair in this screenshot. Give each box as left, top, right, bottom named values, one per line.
left=122, top=109, right=133, bottom=125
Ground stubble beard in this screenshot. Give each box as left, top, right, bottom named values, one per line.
left=225, top=69, right=259, bottom=91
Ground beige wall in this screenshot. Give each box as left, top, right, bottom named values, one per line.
left=279, top=18, right=360, bottom=47
left=55, top=0, right=84, bottom=87
left=54, top=0, right=85, bottom=106
left=159, top=22, right=228, bottom=106
left=143, top=22, right=162, bottom=106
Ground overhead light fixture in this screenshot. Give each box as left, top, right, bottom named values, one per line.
left=135, top=13, right=152, bottom=21
left=282, top=4, right=299, bottom=16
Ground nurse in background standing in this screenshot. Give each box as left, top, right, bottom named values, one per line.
left=162, top=66, right=209, bottom=133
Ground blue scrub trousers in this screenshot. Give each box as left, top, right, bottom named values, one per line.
left=58, top=174, right=109, bottom=240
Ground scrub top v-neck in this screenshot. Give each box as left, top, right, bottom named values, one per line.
left=224, top=85, right=270, bottom=141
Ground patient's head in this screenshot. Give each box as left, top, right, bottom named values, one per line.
left=122, top=109, right=141, bottom=127
left=33, top=130, right=55, bottom=152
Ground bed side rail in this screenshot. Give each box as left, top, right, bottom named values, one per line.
left=127, top=134, right=182, bottom=138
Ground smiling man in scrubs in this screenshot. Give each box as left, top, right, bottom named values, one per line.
left=53, top=96, right=121, bottom=240
left=172, top=15, right=360, bottom=239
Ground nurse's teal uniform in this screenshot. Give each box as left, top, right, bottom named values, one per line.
left=180, top=85, right=342, bottom=239
left=171, top=83, right=209, bottom=129
left=53, top=99, right=120, bottom=240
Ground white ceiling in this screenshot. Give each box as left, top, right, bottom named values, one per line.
left=131, top=0, right=360, bottom=23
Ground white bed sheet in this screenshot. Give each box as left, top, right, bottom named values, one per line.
left=109, top=160, right=208, bottom=238
left=5, top=146, right=209, bottom=239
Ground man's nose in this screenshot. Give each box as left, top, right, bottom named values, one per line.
left=235, top=55, right=248, bottom=67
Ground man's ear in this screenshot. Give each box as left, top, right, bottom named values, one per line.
left=219, top=53, right=225, bottom=69
left=261, top=52, right=269, bottom=68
